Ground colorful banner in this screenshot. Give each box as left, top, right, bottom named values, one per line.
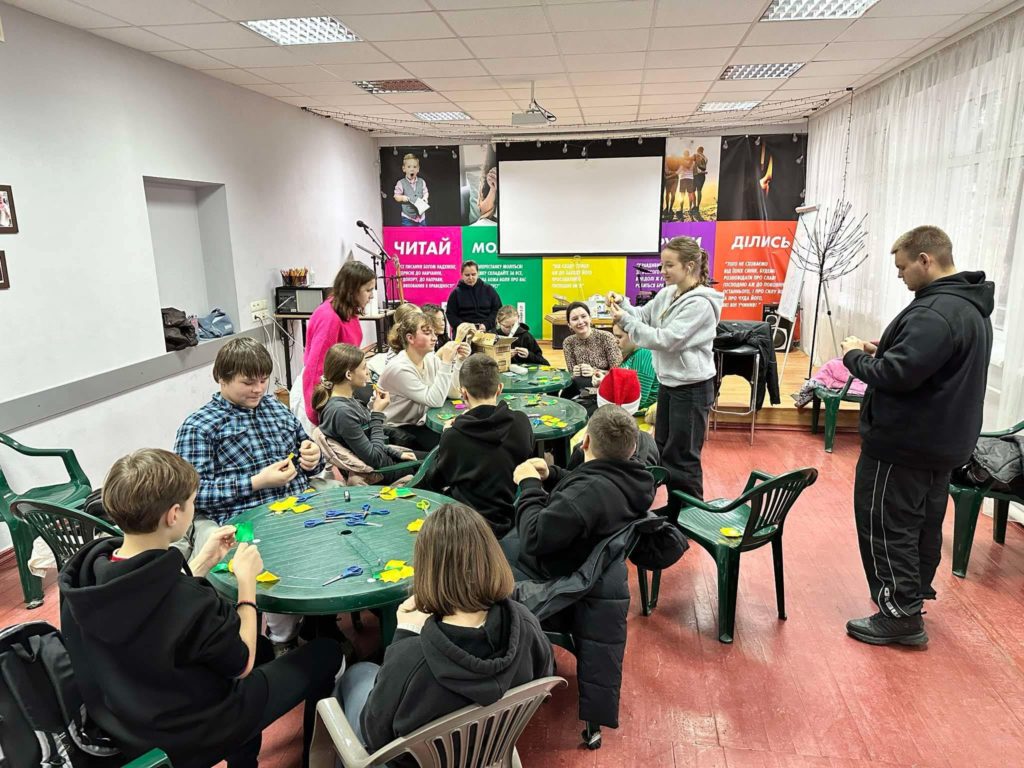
left=461, top=227, right=543, bottom=333
left=542, top=257, right=626, bottom=338
left=383, top=226, right=462, bottom=307
left=713, top=221, right=798, bottom=321
left=379, top=135, right=807, bottom=337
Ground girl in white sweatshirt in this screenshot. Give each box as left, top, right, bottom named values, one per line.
left=608, top=236, right=724, bottom=512
left=378, top=311, right=469, bottom=450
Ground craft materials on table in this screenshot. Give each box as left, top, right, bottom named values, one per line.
left=322, top=565, right=364, bottom=586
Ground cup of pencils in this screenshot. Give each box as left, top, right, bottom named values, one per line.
left=281, top=268, right=309, bottom=286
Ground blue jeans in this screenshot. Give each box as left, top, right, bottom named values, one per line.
left=400, top=217, right=426, bottom=226
left=334, top=661, right=380, bottom=745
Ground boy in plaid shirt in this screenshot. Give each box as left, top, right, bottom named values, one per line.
left=175, top=338, right=324, bottom=556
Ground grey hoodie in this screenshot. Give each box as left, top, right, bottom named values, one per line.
left=618, top=285, right=724, bottom=387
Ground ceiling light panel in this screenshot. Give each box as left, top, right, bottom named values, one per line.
left=761, top=0, right=881, bottom=22
left=241, top=17, right=361, bottom=46
left=415, top=112, right=471, bottom=121
left=721, top=63, right=804, bottom=79
left=699, top=101, right=761, bottom=112
left=355, top=79, right=433, bottom=94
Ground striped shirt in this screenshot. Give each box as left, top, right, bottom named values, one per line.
left=620, top=347, right=660, bottom=410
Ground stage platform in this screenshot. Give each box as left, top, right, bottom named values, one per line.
left=539, top=344, right=860, bottom=434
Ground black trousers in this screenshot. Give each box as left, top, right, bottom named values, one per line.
left=223, top=637, right=344, bottom=768
left=655, top=378, right=714, bottom=513
left=384, top=423, right=440, bottom=451
left=853, top=453, right=950, bottom=618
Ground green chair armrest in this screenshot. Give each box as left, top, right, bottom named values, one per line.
left=121, top=748, right=172, bottom=768
left=310, top=697, right=373, bottom=768
left=375, top=458, right=423, bottom=475
left=980, top=419, right=1024, bottom=439
left=406, top=447, right=439, bottom=489
left=672, top=490, right=743, bottom=513
left=742, top=469, right=774, bottom=494
left=0, top=433, right=91, bottom=488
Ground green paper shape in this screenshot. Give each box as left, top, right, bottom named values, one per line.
left=235, top=521, right=254, bottom=543
left=211, top=562, right=230, bottom=573
left=395, top=488, right=414, bottom=497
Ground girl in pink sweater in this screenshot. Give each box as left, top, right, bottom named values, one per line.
left=303, top=261, right=376, bottom=424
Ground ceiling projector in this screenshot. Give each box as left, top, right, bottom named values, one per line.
left=512, top=81, right=557, bottom=126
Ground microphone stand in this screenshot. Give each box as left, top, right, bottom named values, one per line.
left=356, top=225, right=400, bottom=309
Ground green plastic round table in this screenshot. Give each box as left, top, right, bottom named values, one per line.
left=499, top=366, right=573, bottom=394
left=206, top=485, right=453, bottom=646
left=425, top=394, right=588, bottom=465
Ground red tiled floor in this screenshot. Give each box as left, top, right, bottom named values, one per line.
left=6, top=429, right=1024, bottom=767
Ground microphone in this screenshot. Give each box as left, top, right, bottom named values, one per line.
left=356, top=220, right=370, bottom=230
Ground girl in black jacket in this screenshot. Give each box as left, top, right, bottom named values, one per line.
left=334, top=503, right=553, bottom=762
left=446, top=261, right=503, bottom=331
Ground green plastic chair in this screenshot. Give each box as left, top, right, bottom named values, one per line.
left=405, top=447, right=438, bottom=489
left=672, top=467, right=818, bottom=643
left=9, top=499, right=120, bottom=573
left=949, top=418, right=1024, bottom=578
left=0, top=433, right=93, bottom=608
left=636, top=465, right=669, bottom=617
left=810, top=377, right=863, bottom=453
left=123, top=749, right=173, bottom=768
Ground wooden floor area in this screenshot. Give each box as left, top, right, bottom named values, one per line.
left=6, top=431, right=1024, bottom=767
left=541, top=343, right=860, bottom=434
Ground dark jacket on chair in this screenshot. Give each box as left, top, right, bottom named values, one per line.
left=843, top=271, right=994, bottom=471
left=510, top=517, right=656, bottom=728
left=359, top=599, right=553, bottom=763
left=714, top=320, right=781, bottom=409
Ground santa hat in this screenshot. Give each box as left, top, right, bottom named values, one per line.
left=597, top=368, right=641, bottom=415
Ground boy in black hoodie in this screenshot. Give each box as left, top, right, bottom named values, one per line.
left=491, top=304, right=549, bottom=365
left=511, top=404, right=656, bottom=579
left=426, top=353, right=534, bottom=537
left=59, top=449, right=343, bottom=768
left=840, top=226, right=994, bottom=647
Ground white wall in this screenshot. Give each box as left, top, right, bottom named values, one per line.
left=145, top=182, right=209, bottom=316
left=0, top=4, right=383, bottom=551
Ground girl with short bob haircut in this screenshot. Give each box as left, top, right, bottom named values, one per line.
left=377, top=311, right=470, bottom=450
left=334, top=503, right=553, bottom=757
left=303, top=260, right=377, bottom=424
left=312, top=343, right=416, bottom=483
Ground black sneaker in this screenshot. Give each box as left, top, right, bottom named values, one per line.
left=846, top=612, right=928, bottom=646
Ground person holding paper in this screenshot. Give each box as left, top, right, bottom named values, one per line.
left=393, top=153, right=429, bottom=226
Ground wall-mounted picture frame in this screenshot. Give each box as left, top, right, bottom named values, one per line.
left=0, top=251, right=9, bottom=290
left=0, top=186, right=17, bottom=234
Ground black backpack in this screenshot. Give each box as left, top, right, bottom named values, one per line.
left=161, top=308, right=198, bottom=352
left=0, top=621, right=121, bottom=768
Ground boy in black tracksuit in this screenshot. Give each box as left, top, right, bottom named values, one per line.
left=59, top=449, right=342, bottom=768
left=426, top=353, right=534, bottom=537
left=491, top=305, right=549, bottom=365
left=840, top=226, right=993, bottom=646
left=511, top=404, right=656, bottom=580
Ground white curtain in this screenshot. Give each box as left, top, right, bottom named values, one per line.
left=803, top=9, right=1024, bottom=432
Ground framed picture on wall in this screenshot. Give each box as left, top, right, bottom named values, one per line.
left=0, top=186, right=17, bottom=234
left=0, top=251, right=9, bottom=290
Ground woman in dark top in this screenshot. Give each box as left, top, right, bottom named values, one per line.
left=334, top=503, right=553, bottom=763
left=446, top=260, right=502, bottom=331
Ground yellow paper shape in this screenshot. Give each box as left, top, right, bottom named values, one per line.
left=407, top=518, right=424, bottom=532
left=385, top=559, right=407, bottom=569
left=452, top=400, right=463, bottom=404
left=269, top=497, right=297, bottom=512
left=288, top=452, right=295, bottom=460
left=291, top=503, right=313, bottom=513
left=379, top=488, right=397, bottom=500
left=256, top=570, right=280, bottom=583
left=379, top=565, right=414, bottom=583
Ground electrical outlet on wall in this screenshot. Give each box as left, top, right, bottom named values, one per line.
left=250, top=299, right=270, bottom=323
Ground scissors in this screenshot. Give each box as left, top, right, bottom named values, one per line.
left=346, top=519, right=383, bottom=528
left=303, top=518, right=344, bottom=528
left=322, top=565, right=364, bottom=586
left=325, top=509, right=365, bottom=521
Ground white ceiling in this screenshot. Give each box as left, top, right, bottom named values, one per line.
left=6, top=0, right=1016, bottom=136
